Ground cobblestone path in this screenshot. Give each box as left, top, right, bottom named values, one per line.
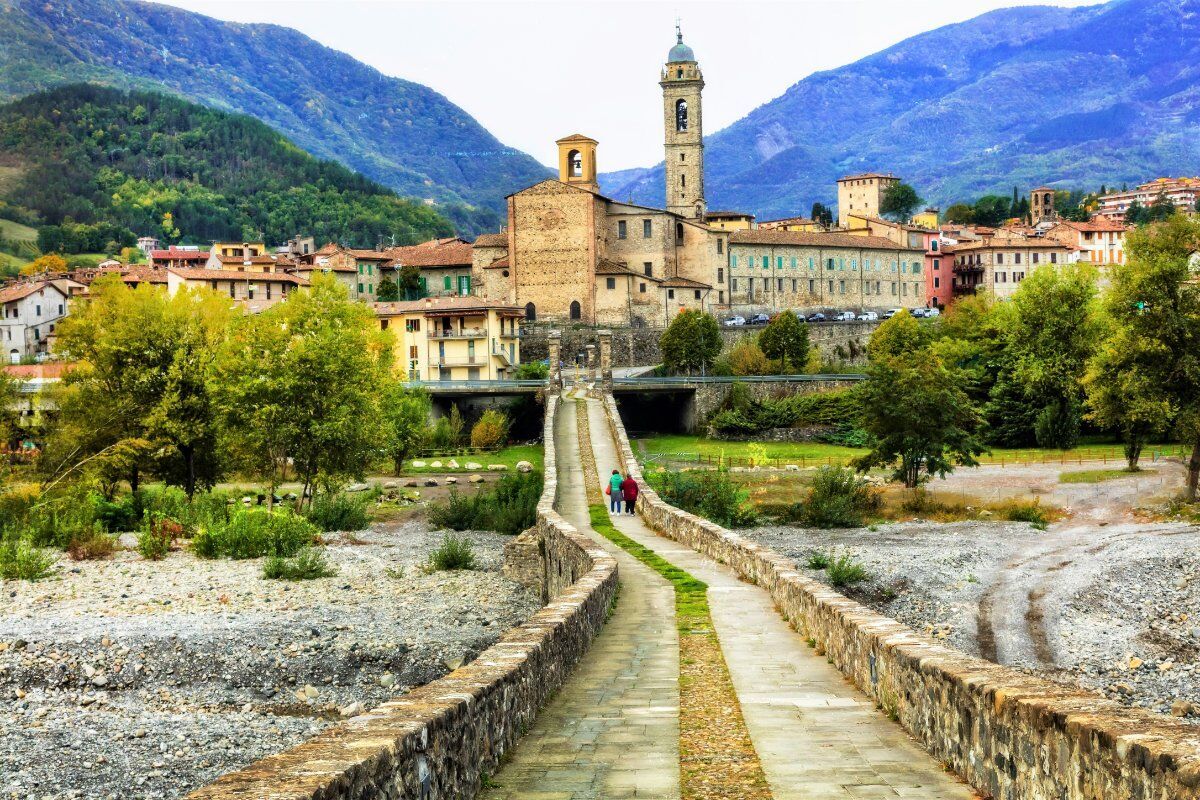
left=481, top=397, right=680, bottom=800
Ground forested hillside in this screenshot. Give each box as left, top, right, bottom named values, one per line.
left=0, top=84, right=455, bottom=250
left=0, top=0, right=552, bottom=234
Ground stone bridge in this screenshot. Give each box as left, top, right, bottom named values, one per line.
left=187, top=358, right=1200, bottom=798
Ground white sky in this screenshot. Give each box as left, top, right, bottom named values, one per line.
left=156, top=0, right=1097, bottom=171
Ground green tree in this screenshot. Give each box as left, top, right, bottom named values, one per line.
left=1100, top=215, right=1200, bottom=497
left=215, top=274, right=391, bottom=505
left=379, top=381, right=430, bottom=474
left=879, top=182, right=922, bottom=221
left=943, top=204, right=975, bottom=224
left=972, top=195, right=1012, bottom=226
left=1084, top=325, right=1171, bottom=470
left=810, top=202, right=833, bottom=228
left=377, top=275, right=400, bottom=302
left=660, top=310, right=722, bottom=375
left=758, top=312, right=809, bottom=373
left=854, top=345, right=984, bottom=488
left=868, top=309, right=930, bottom=361
left=1125, top=200, right=1148, bottom=226
left=398, top=264, right=422, bottom=299
left=1148, top=192, right=1178, bottom=223
left=1003, top=265, right=1100, bottom=449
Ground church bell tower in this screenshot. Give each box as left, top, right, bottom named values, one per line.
left=661, top=23, right=705, bottom=219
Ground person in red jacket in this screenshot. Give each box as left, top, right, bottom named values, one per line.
left=619, top=474, right=639, bottom=515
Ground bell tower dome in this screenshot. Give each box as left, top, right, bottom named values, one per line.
left=661, top=22, right=705, bottom=219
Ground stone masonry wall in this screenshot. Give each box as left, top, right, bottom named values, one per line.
left=600, top=393, right=1200, bottom=800
left=187, top=395, right=618, bottom=800
left=521, top=321, right=876, bottom=369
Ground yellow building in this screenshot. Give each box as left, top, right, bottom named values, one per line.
left=704, top=211, right=756, bottom=231
left=375, top=297, right=523, bottom=382
left=204, top=242, right=275, bottom=272
left=757, top=216, right=823, bottom=232
left=911, top=209, right=939, bottom=229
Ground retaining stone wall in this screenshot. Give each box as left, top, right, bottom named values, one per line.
left=187, top=395, right=618, bottom=800
left=600, top=393, right=1200, bottom=800
left=521, top=322, right=874, bottom=368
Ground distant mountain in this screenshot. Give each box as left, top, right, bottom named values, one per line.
left=0, top=84, right=454, bottom=249
left=0, top=0, right=552, bottom=234
left=604, top=0, right=1200, bottom=218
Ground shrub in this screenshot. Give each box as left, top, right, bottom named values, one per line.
left=263, top=547, right=337, bottom=580
left=426, top=533, right=477, bottom=571
left=90, top=493, right=141, bottom=532
left=725, top=338, right=774, bottom=376
left=67, top=531, right=118, bottom=561
left=826, top=553, right=869, bottom=587
left=513, top=361, right=549, bottom=380
left=644, top=467, right=757, bottom=528
left=0, top=536, right=56, bottom=580
left=470, top=409, right=509, bottom=451
left=306, top=492, right=370, bottom=533
left=137, top=517, right=182, bottom=561
left=795, top=467, right=881, bottom=528
left=806, top=550, right=831, bottom=569
left=192, top=509, right=319, bottom=560
left=427, top=472, right=542, bottom=536
left=24, top=495, right=102, bottom=550
left=998, top=500, right=1049, bottom=526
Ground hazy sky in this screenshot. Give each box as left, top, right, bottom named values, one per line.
left=157, top=0, right=1096, bottom=171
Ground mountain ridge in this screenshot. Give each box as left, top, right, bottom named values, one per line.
left=0, top=0, right=553, bottom=234
left=602, top=0, right=1200, bottom=218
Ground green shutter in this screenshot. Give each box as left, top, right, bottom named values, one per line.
left=444, top=276, right=452, bottom=290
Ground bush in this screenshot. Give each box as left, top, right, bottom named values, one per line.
left=794, top=467, right=880, bottom=528
left=67, top=531, right=118, bottom=561
left=137, top=517, right=182, bottom=561
left=0, top=536, right=56, bottom=580
left=263, top=547, right=337, bottom=580
left=192, top=509, right=319, bottom=560
left=513, top=361, right=549, bottom=380
left=644, top=467, right=757, bottom=528
left=90, top=493, right=141, bottom=532
left=806, top=550, right=831, bottom=569
left=306, top=492, right=370, bottom=532
left=826, top=553, right=869, bottom=587
left=427, top=472, right=542, bottom=536
left=470, top=409, right=509, bottom=451
left=998, top=500, right=1050, bottom=527
left=426, top=533, right=477, bottom=571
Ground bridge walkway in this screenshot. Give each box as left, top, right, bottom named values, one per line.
left=581, top=397, right=979, bottom=800
left=480, top=397, right=680, bottom=800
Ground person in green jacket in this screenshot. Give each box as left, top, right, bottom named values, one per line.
left=608, top=469, right=623, bottom=513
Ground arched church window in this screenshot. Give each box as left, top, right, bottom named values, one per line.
left=675, top=99, right=688, bottom=132
left=525, top=302, right=536, bottom=322
left=676, top=222, right=684, bottom=241
left=568, top=150, right=582, bottom=178
left=569, top=300, right=582, bottom=320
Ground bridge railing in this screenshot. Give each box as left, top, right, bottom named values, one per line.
left=401, top=379, right=547, bottom=390
left=612, top=373, right=866, bottom=386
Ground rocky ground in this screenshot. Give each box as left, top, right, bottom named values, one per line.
left=744, top=517, right=1200, bottom=721
left=0, top=521, right=540, bottom=800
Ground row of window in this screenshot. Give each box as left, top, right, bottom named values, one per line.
left=3, top=303, right=64, bottom=319
left=958, top=251, right=1061, bottom=266
left=733, top=277, right=920, bottom=296
left=729, top=254, right=921, bottom=274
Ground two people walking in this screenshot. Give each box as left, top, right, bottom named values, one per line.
left=606, top=469, right=639, bottom=515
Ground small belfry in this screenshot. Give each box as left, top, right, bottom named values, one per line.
left=661, top=21, right=705, bottom=219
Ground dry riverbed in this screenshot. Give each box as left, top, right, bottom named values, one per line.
left=0, top=521, right=539, bottom=800
left=744, top=518, right=1200, bottom=720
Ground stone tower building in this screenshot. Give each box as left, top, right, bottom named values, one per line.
left=661, top=24, right=705, bottom=220
left=1030, top=186, right=1057, bottom=226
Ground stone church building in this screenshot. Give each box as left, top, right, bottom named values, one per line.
left=473, top=28, right=729, bottom=327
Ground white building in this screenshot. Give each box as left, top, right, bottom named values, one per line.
left=0, top=282, right=71, bottom=364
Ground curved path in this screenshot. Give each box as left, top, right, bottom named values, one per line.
left=487, top=392, right=978, bottom=799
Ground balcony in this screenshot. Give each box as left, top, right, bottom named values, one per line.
left=428, top=327, right=487, bottom=339
left=435, top=355, right=485, bottom=367
left=492, top=345, right=513, bottom=367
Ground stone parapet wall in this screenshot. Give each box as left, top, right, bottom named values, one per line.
left=600, top=393, right=1200, bottom=800
left=187, top=395, right=618, bottom=800
left=521, top=322, right=875, bottom=368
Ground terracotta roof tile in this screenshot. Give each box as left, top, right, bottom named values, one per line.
left=472, top=233, right=509, bottom=248
left=167, top=268, right=310, bottom=285
left=730, top=230, right=923, bottom=251
left=382, top=238, right=473, bottom=267
left=0, top=281, right=54, bottom=304
left=373, top=297, right=523, bottom=316
left=661, top=276, right=712, bottom=289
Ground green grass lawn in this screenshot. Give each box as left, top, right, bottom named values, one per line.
left=1059, top=467, right=1151, bottom=484
left=0, top=218, right=37, bottom=242
left=636, top=434, right=1187, bottom=469
left=403, top=443, right=543, bottom=474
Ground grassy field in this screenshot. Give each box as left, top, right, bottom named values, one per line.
left=0, top=218, right=37, bottom=242
left=403, top=443, right=543, bottom=474
left=635, top=434, right=1188, bottom=469
left=1059, top=467, right=1150, bottom=484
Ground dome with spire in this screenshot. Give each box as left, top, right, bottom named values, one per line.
left=667, top=24, right=695, bottom=63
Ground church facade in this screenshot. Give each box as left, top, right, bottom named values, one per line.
left=473, top=28, right=728, bottom=327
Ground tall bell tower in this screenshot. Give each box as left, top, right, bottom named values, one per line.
left=661, top=22, right=705, bottom=219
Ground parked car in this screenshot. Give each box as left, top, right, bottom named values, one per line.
left=910, top=307, right=929, bottom=318
left=723, top=315, right=746, bottom=327
left=925, top=306, right=941, bottom=317
left=857, top=311, right=878, bottom=321
left=748, top=313, right=771, bottom=325
left=834, top=310, right=856, bottom=322
left=806, top=312, right=827, bottom=322
left=882, top=308, right=904, bottom=319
